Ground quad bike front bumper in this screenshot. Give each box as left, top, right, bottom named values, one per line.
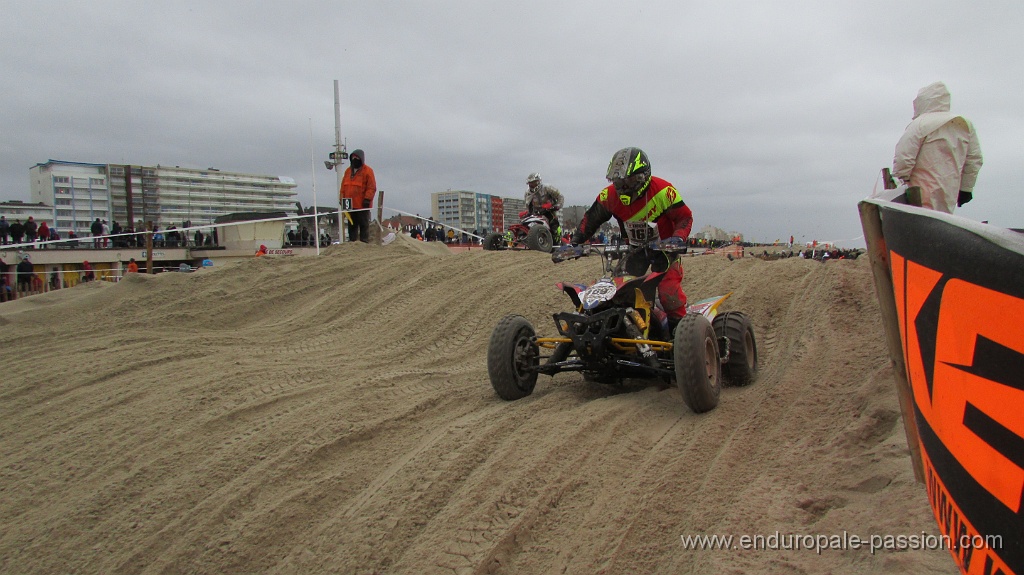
left=530, top=309, right=677, bottom=378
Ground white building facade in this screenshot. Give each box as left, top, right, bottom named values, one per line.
left=25, top=160, right=297, bottom=236
left=431, top=190, right=528, bottom=234
left=28, top=161, right=111, bottom=236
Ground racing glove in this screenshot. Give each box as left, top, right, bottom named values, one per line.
left=649, top=236, right=687, bottom=251
left=542, top=202, right=553, bottom=210
left=552, top=244, right=586, bottom=263
left=957, top=191, right=972, bottom=207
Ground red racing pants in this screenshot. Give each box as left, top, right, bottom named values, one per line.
left=624, top=249, right=688, bottom=319
left=659, top=258, right=687, bottom=319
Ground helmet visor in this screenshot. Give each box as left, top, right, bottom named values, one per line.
left=606, top=150, right=632, bottom=181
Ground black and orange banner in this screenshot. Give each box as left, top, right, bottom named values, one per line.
left=861, top=199, right=1023, bottom=575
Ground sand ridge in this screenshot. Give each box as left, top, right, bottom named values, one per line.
left=0, top=236, right=953, bottom=574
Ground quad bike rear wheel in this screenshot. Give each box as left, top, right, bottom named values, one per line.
left=525, top=225, right=553, bottom=253
left=483, top=232, right=504, bottom=251
left=487, top=315, right=539, bottom=400
left=673, top=314, right=721, bottom=413
left=712, top=311, right=758, bottom=386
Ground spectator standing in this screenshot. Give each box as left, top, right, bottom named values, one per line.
left=82, top=260, right=94, bottom=282
left=0, top=216, right=8, bottom=244
left=9, top=219, right=24, bottom=245
left=111, top=221, right=122, bottom=247
left=893, top=81, right=983, bottom=214
left=339, top=148, right=376, bottom=243
left=91, top=218, right=103, bottom=248
left=17, top=255, right=34, bottom=293
left=24, top=217, right=38, bottom=246
left=37, top=221, right=50, bottom=248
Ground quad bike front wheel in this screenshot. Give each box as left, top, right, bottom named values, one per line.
left=487, top=315, right=539, bottom=400
left=673, top=314, right=722, bottom=413
left=525, top=225, right=553, bottom=253
left=712, top=311, right=758, bottom=386
left=483, top=232, right=504, bottom=251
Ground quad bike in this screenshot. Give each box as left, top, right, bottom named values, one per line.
left=487, top=241, right=757, bottom=413
left=483, top=210, right=560, bottom=253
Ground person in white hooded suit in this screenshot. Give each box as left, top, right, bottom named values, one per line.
left=893, top=81, right=983, bottom=214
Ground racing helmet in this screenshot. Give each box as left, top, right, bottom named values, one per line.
left=527, top=172, right=542, bottom=189
left=606, top=147, right=651, bottom=196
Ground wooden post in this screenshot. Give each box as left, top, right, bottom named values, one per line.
left=858, top=200, right=924, bottom=482
left=376, top=190, right=385, bottom=245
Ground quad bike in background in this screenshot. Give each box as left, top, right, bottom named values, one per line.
left=483, top=209, right=561, bottom=253
left=486, top=240, right=757, bottom=413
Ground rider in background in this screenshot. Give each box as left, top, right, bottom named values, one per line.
left=524, top=173, right=564, bottom=238
left=568, top=147, right=694, bottom=329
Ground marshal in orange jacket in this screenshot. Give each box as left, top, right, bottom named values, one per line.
left=339, top=150, right=377, bottom=210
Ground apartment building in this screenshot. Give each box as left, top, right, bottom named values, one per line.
left=431, top=190, right=530, bottom=234
left=23, top=160, right=297, bottom=236
left=431, top=190, right=497, bottom=234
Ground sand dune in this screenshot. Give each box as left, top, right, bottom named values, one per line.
left=0, top=236, right=954, bottom=574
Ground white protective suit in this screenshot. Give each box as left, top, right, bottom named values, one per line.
left=893, top=81, right=983, bottom=214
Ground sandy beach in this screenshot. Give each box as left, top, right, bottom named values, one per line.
left=0, top=236, right=955, bottom=574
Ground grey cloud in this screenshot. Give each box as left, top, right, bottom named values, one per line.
left=2, top=0, right=1022, bottom=246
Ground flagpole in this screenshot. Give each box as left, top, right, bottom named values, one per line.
left=334, top=80, right=345, bottom=244
left=309, top=118, right=320, bottom=256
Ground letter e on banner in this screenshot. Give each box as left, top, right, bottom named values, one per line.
left=890, top=252, right=944, bottom=411
left=933, top=279, right=1024, bottom=513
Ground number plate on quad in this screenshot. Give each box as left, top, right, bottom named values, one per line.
left=581, top=281, right=617, bottom=309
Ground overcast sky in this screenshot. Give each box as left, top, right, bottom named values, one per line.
left=2, top=1, right=1021, bottom=246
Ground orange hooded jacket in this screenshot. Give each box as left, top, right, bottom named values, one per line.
left=339, top=149, right=377, bottom=209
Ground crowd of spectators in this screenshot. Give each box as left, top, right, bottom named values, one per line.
left=284, top=226, right=333, bottom=248
left=400, top=223, right=477, bottom=244
left=0, top=216, right=219, bottom=249
left=750, top=248, right=864, bottom=262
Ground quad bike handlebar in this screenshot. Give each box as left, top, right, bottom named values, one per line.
left=552, top=238, right=689, bottom=263
left=551, top=244, right=593, bottom=263
left=648, top=236, right=690, bottom=253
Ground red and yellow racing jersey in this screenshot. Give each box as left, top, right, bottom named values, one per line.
left=575, top=176, right=693, bottom=243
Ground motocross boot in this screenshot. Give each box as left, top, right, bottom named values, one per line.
left=667, top=311, right=692, bottom=337
left=667, top=314, right=682, bottom=337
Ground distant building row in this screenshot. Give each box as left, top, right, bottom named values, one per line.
left=5, top=159, right=731, bottom=241
left=428, top=191, right=736, bottom=240
left=430, top=190, right=594, bottom=234
left=1, top=160, right=298, bottom=238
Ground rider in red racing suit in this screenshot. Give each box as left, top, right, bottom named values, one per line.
left=569, top=147, right=693, bottom=324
